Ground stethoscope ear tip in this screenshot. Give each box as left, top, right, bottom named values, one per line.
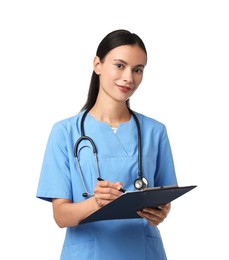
left=82, top=192, right=89, bottom=197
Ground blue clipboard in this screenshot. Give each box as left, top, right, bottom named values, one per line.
left=80, top=185, right=197, bottom=224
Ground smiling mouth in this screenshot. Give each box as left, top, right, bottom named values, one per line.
left=117, top=85, right=132, bottom=93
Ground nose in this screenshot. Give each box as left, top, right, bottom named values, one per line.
left=123, top=68, right=133, bottom=83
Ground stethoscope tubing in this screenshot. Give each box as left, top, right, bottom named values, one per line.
left=129, top=109, right=143, bottom=179
left=74, top=109, right=147, bottom=196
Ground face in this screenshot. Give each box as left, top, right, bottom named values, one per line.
left=94, top=45, right=147, bottom=104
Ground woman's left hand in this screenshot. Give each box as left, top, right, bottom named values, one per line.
left=137, top=203, right=171, bottom=226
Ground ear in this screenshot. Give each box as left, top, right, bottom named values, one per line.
left=93, top=56, right=102, bottom=75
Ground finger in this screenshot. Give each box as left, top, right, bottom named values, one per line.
left=94, top=191, right=120, bottom=207
left=141, top=207, right=168, bottom=220
left=158, top=203, right=171, bottom=211
left=137, top=210, right=163, bottom=226
left=97, top=180, right=122, bottom=191
left=142, top=211, right=165, bottom=226
left=142, top=209, right=164, bottom=219
left=94, top=185, right=122, bottom=196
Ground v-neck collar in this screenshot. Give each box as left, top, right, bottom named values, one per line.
left=85, top=112, right=138, bottom=157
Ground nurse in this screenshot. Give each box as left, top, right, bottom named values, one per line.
left=36, top=29, right=177, bottom=259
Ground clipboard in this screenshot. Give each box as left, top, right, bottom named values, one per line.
left=80, top=185, right=197, bottom=224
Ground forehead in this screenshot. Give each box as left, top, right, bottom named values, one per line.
left=104, top=45, right=147, bottom=66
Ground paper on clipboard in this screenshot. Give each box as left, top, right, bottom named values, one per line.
left=80, top=185, right=197, bottom=224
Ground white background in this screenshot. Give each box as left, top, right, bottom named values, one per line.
left=1, top=0, right=228, bottom=259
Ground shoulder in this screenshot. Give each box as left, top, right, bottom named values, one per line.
left=133, top=111, right=166, bottom=131
left=49, top=111, right=85, bottom=137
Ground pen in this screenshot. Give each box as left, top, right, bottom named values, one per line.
left=97, top=177, right=126, bottom=193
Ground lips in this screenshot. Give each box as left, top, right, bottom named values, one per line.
left=117, top=85, right=131, bottom=93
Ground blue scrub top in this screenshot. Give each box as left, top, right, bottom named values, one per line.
left=36, top=110, right=177, bottom=260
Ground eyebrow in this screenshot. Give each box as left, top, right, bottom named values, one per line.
left=113, top=59, right=145, bottom=68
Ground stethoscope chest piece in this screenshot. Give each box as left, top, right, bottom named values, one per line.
left=134, top=177, right=148, bottom=190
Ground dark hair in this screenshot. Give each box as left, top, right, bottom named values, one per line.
left=81, top=29, right=147, bottom=111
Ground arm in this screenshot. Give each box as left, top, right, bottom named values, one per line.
left=52, top=197, right=99, bottom=228
left=52, top=180, right=123, bottom=227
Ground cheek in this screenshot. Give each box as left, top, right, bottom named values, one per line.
left=101, top=67, right=118, bottom=82
left=134, top=75, right=143, bottom=86
left=109, top=69, right=121, bottom=80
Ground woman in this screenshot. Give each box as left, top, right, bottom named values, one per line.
left=37, top=29, right=177, bottom=259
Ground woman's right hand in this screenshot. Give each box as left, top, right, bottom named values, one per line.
left=94, top=180, right=123, bottom=207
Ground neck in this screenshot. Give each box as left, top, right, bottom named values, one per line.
left=89, top=103, right=130, bottom=128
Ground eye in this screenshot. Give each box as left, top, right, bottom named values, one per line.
left=115, top=63, right=124, bottom=69
left=133, top=67, right=144, bottom=74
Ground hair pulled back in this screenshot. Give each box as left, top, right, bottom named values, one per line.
left=81, top=29, right=147, bottom=111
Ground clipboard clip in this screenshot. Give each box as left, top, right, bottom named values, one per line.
left=143, top=185, right=178, bottom=191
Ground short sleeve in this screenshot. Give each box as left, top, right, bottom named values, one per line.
left=36, top=123, right=73, bottom=202
left=154, top=126, right=178, bottom=186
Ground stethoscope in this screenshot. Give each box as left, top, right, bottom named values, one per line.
left=74, top=109, right=148, bottom=197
